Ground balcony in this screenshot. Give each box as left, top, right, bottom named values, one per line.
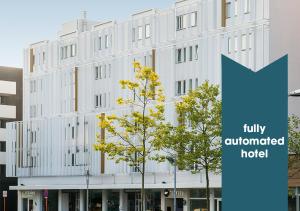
left=0, top=80, right=16, bottom=96
left=0, top=105, right=16, bottom=119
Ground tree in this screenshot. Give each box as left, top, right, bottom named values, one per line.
left=94, top=61, right=166, bottom=211
left=161, top=81, right=222, bottom=211
left=288, top=114, right=300, bottom=174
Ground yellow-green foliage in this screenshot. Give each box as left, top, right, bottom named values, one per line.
left=94, top=61, right=166, bottom=171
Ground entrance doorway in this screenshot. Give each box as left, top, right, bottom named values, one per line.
left=215, top=199, right=222, bottom=211
left=165, top=198, right=184, bottom=211
left=22, top=198, right=34, bottom=211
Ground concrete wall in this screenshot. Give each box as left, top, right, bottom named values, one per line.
left=269, top=0, right=300, bottom=117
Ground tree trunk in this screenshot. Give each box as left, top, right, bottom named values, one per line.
left=205, top=165, right=210, bottom=211
left=141, top=163, right=146, bottom=211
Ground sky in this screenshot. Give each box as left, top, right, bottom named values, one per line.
left=0, top=0, right=174, bottom=68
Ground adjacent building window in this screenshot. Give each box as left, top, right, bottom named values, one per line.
left=226, top=2, right=231, bottom=18
left=244, top=0, right=250, bottom=13
left=30, top=105, right=37, bottom=118
left=0, top=165, right=5, bottom=177
left=190, top=12, right=197, bottom=27
left=183, top=80, right=186, bottom=94
left=234, top=0, right=238, bottom=16
left=30, top=80, right=37, bottom=93
left=228, top=37, right=232, bottom=54
left=145, top=24, right=150, bottom=38
left=138, top=26, right=143, bottom=40
left=0, top=141, right=5, bottom=152
left=241, top=34, right=247, bottom=51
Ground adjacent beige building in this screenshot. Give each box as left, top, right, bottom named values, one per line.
left=0, top=66, right=22, bottom=211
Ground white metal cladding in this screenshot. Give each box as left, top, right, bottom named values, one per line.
left=7, top=0, right=270, bottom=178
left=6, top=104, right=176, bottom=177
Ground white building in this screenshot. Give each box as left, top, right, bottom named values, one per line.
left=6, top=0, right=269, bottom=210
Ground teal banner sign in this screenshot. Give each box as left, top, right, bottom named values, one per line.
left=222, top=55, right=288, bottom=211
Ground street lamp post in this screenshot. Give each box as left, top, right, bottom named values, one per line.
left=167, top=156, right=177, bottom=211
left=86, top=169, right=90, bottom=211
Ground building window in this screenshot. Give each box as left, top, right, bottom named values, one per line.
left=234, top=0, right=238, bottom=16
left=195, top=78, right=198, bottom=89
left=244, top=0, right=250, bottom=13
left=176, top=81, right=182, bottom=96
left=105, top=35, right=109, bottom=48
left=249, top=33, right=253, bottom=49
left=0, top=141, right=5, bottom=152
left=64, top=46, right=68, bottom=58
left=176, top=15, right=183, bottom=30
left=176, top=48, right=182, bottom=63
left=176, top=14, right=187, bottom=30
left=132, top=28, right=136, bottom=42
left=191, top=12, right=197, bottom=27
left=241, top=34, right=247, bottom=51
left=226, top=2, right=231, bottom=19
left=42, top=52, right=46, bottom=64
left=99, top=66, right=102, bottom=79
left=183, top=80, right=186, bottom=94
left=189, top=46, right=193, bottom=61
left=234, top=36, right=238, bottom=52
left=95, top=66, right=99, bottom=80
left=228, top=37, right=232, bottom=54
left=103, top=93, right=107, bottom=107
left=109, top=64, right=112, bottom=77
left=71, top=44, right=76, bottom=57
left=189, top=79, right=193, bottom=91
left=183, top=48, right=187, bottom=62
left=195, top=45, right=199, bottom=60
left=99, top=94, right=102, bottom=107
left=60, top=47, right=64, bottom=60
left=98, top=37, right=102, bottom=50
left=145, top=24, right=150, bottom=38
left=95, top=95, right=99, bottom=108
left=103, top=65, right=107, bottom=78
left=138, top=26, right=143, bottom=40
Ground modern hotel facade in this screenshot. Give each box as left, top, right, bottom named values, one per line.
left=6, top=0, right=269, bottom=210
